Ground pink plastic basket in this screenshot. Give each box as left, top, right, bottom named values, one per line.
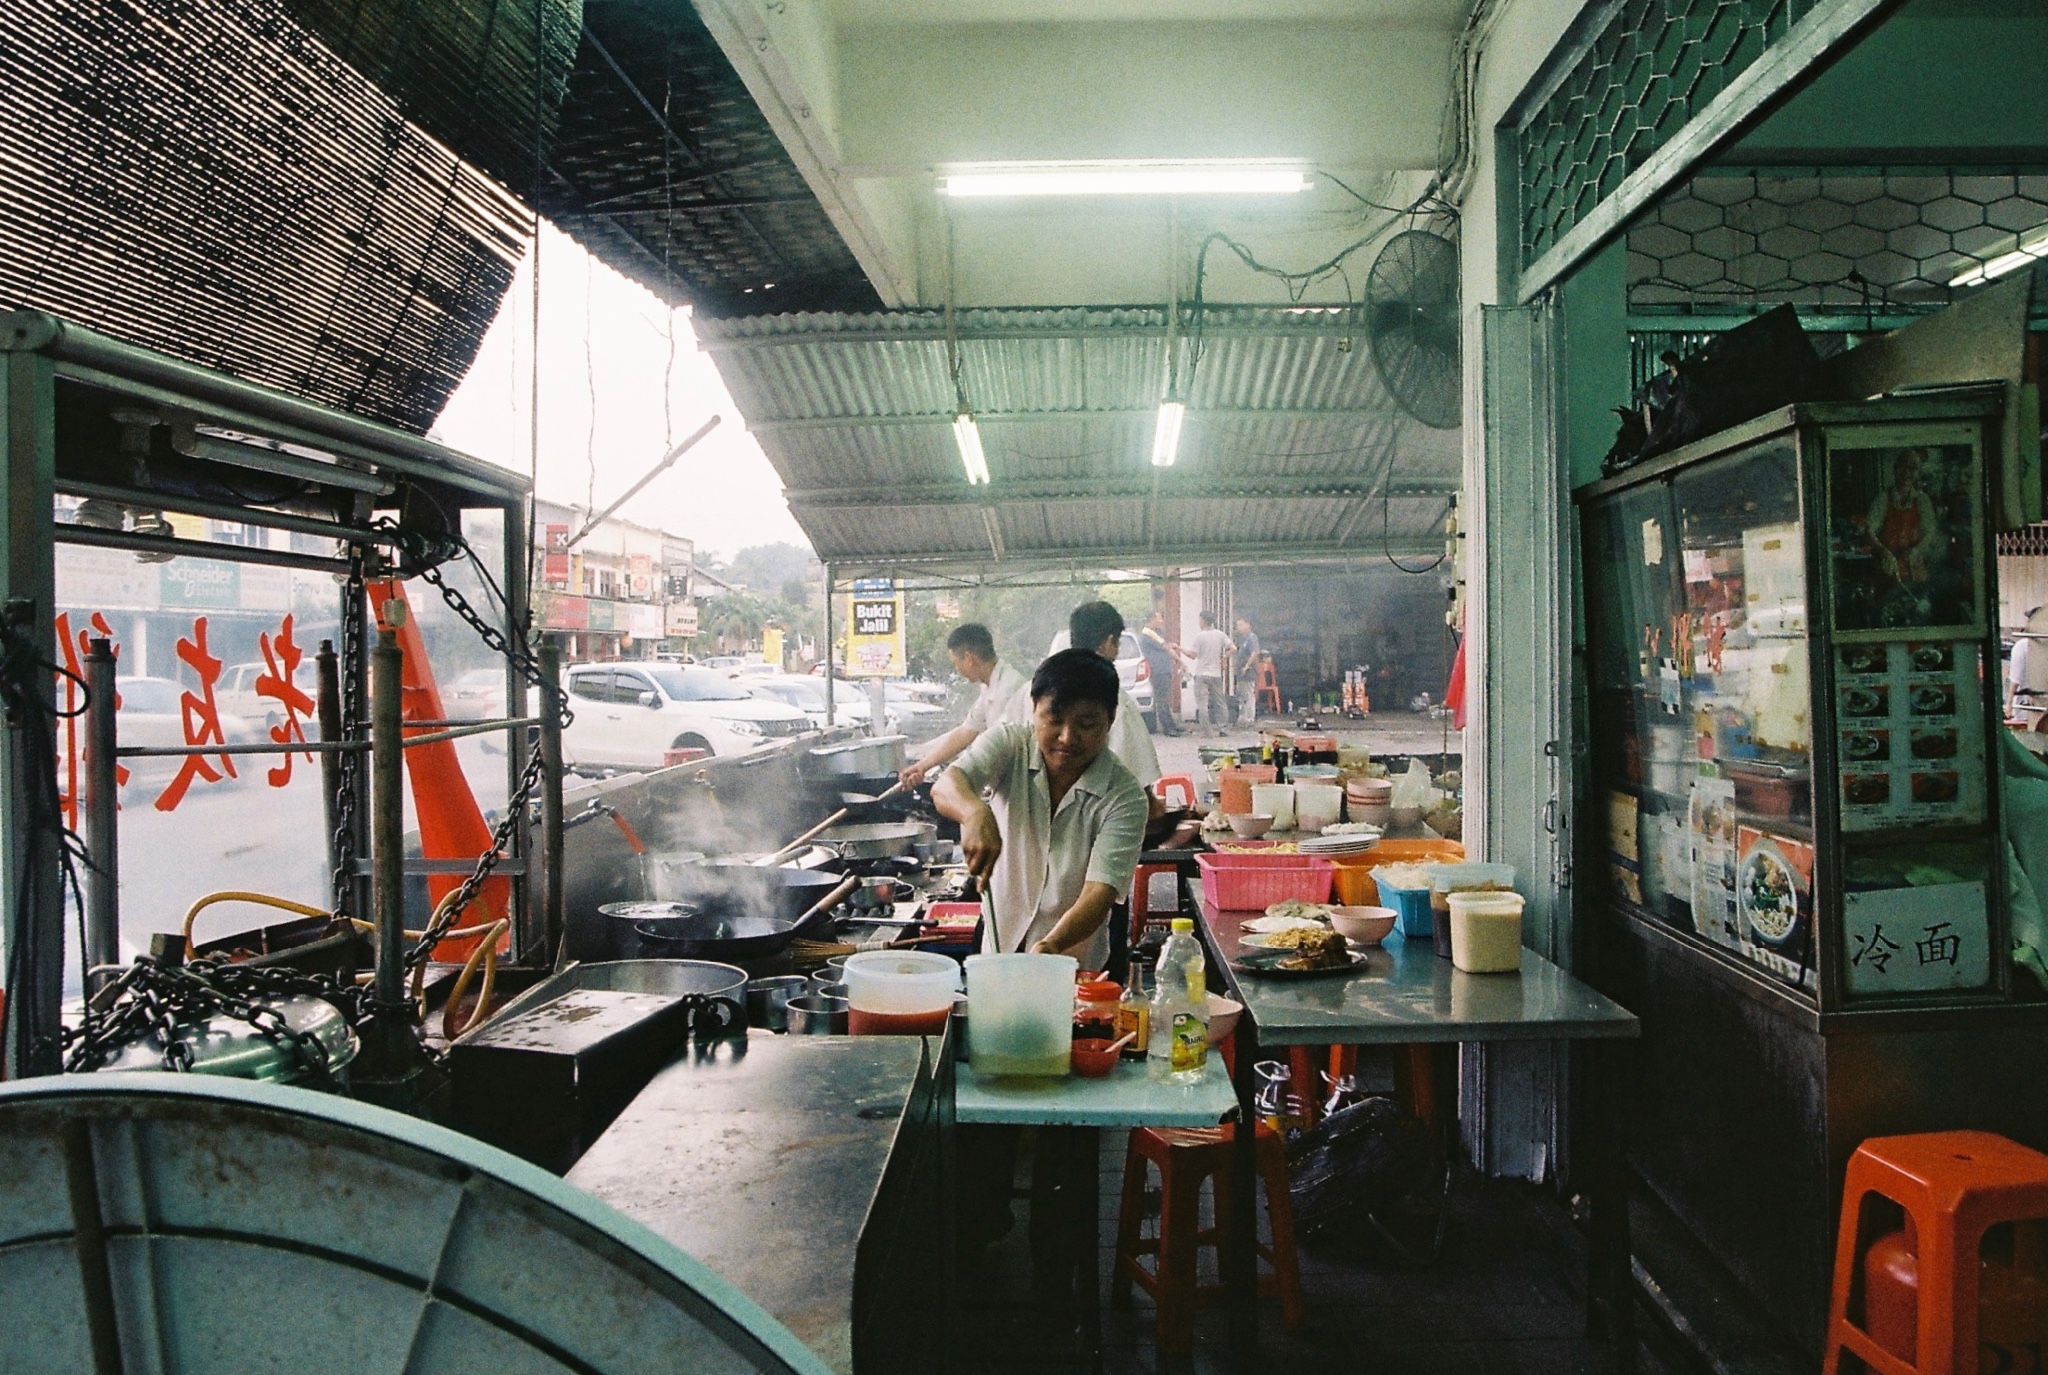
left=1195, top=852, right=1336, bottom=910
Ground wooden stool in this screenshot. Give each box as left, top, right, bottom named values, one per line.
left=1111, top=1123, right=1304, bottom=1354
left=1255, top=655, right=1282, bottom=713
left=1823, top=1131, right=2048, bottom=1375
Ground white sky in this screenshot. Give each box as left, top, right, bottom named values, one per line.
left=430, top=221, right=812, bottom=562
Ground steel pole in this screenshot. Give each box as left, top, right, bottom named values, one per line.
left=823, top=563, right=834, bottom=723
left=371, top=617, right=406, bottom=1011
left=315, top=639, right=343, bottom=906
left=538, top=644, right=565, bottom=969
left=81, top=638, right=119, bottom=991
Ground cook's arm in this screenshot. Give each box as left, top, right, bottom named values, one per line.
left=1030, top=881, right=1119, bottom=956
left=900, top=723, right=977, bottom=786
left=933, top=765, right=1002, bottom=879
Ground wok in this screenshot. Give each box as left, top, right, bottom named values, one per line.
left=631, top=913, right=799, bottom=962
left=666, top=863, right=849, bottom=922
left=813, top=820, right=936, bottom=861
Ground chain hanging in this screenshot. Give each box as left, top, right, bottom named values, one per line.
left=64, top=957, right=362, bottom=1085
left=329, top=548, right=368, bottom=921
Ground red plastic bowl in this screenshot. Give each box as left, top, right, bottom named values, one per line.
left=1070, top=1038, right=1121, bottom=1077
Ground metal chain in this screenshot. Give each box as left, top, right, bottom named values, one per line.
left=329, top=550, right=367, bottom=920
left=404, top=740, right=549, bottom=969
left=64, top=958, right=360, bottom=1084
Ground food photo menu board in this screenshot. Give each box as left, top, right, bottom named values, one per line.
left=1834, top=639, right=1985, bottom=831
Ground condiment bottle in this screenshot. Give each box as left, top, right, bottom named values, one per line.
left=1148, top=918, right=1209, bottom=1081
left=1115, top=967, right=1151, bottom=1061
left=1075, top=979, right=1121, bottom=1037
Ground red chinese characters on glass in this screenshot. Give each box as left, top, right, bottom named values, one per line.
left=255, top=614, right=315, bottom=787
left=155, top=617, right=238, bottom=811
left=54, top=611, right=126, bottom=830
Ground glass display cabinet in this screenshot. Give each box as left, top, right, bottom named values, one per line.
left=1573, top=388, right=2048, bottom=1354
left=1581, top=391, right=2007, bottom=1012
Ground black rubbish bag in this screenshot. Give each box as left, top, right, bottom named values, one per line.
left=1601, top=304, right=1824, bottom=476
left=1286, top=1096, right=1436, bottom=1247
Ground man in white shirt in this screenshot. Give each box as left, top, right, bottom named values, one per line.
left=898, top=623, right=1030, bottom=786
left=1185, top=610, right=1231, bottom=735
left=1064, top=600, right=1161, bottom=789
left=934, top=649, right=1148, bottom=965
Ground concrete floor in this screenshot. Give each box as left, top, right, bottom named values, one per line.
left=955, top=1119, right=1684, bottom=1375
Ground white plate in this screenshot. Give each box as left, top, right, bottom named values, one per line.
left=1242, top=914, right=1329, bottom=933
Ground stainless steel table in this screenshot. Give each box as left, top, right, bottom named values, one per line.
left=567, top=1033, right=932, bottom=1375
left=1197, top=899, right=1641, bottom=1372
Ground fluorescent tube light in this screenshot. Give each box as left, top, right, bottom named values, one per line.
left=1150, top=401, right=1186, bottom=468
left=1950, top=225, right=2048, bottom=287
left=953, top=413, right=991, bottom=485
left=939, top=162, right=1308, bottom=198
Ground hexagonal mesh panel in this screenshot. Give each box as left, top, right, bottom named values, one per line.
left=1629, top=169, right=2048, bottom=310
left=1516, top=0, right=1816, bottom=268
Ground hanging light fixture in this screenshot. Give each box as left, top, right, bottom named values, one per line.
left=1150, top=401, right=1185, bottom=468
left=953, top=412, right=991, bottom=485
left=939, top=160, right=1309, bottom=199
left=1950, top=224, right=2048, bottom=287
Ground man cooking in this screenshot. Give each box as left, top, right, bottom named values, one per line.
left=897, top=622, right=1030, bottom=787
left=933, top=648, right=1147, bottom=965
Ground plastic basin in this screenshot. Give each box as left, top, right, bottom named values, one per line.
left=965, top=953, right=1078, bottom=1076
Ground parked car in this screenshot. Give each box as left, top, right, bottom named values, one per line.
left=809, top=675, right=951, bottom=739
left=443, top=667, right=508, bottom=718
left=215, top=661, right=280, bottom=731
left=1045, top=629, right=1153, bottom=712
left=114, top=675, right=263, bottom=792
left=746, top=674, right=887, bottom=732
left=558, top=662, right=811, bottom=769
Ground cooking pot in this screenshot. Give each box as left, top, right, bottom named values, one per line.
left=670, top=861, right=850, bottom=923
left=805, top=736, right=909, bottom=779
left=813, top=820, right=936, bottom=862
left=640, top=851, right=707, bottom=902
left=599, top=899, right=702, bottom=959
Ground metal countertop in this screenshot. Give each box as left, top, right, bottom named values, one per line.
left=566, top=1032, right=927, bottom=1375
left=1199, top=899, right=1639, bottom=1047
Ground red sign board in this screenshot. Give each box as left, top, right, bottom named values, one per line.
left=544, top=524, right=571, bottom=587
left=544, top=596, right=589, bottom=630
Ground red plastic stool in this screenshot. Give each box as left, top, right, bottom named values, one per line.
left=1111, top=1123, right=1304, bottom=1354
left=1255, top=655, right=1281, bottom=714
left=1153, top=774, right=1198, bottom=811
left=1823, top=1131, right=2048, bottom=1375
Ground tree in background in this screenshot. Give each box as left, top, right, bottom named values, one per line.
left=699, top=543, right=824, bottom=664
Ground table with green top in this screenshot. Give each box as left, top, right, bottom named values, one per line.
left=1195, top=899, right=1641, bottom=1373
left=956, top=1048, right=1238, bottom=1367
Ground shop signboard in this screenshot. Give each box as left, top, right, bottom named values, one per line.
left=666, top=602, right=698, bottom=636
left=587, top=599, right=617, bottom=632
left=544, top=524, right=571, bottom=588
left=628, top=604, right=664, bottom=639
left=158, top=558, right=240, bottom=609
left=544, top=596, right=589, bottom=631
left=57, top=545, right=158, bottom=610
left=762, top=626, right=784, bottom=669
left=934, top=596, right=961, bottom=621
left=846, top=577, right=903, bottom=678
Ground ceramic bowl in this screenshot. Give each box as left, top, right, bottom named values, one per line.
left=1071, top=1038, right=1122, bottom=1077
left=1329, top=906, right=1398, bottom=946
left=1227, top=814, right=1276, bottom=839
left=1206, top=994, right=1243, bottom=1045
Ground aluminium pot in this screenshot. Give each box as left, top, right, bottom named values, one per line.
left=812, top=820, right=936, bottom=862
left=666, top=864, right=848, bottom=924
left=622, top=906, right=801, bottom=962
left=804, top=735, right=909, bottom=779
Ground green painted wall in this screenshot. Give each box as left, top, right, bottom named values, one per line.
left=1733, top=0, right=2048, bottom=158
left=1559, top=238, right=1632, bottom=491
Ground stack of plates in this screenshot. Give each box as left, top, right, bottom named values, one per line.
left=1297, top=830, right=1383, bottom=856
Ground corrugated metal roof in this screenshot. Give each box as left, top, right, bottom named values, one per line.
left=699, top=306, right=1461, bottom=572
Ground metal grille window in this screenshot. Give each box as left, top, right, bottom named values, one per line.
left=1628, top=169, right=2048, bottom=312
left=1516, top=0, right=1818, bottom=270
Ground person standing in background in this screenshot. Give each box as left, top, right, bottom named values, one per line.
left=1137, top=608, right=1181, bottom=737
left=1067, top=600, right=1162, bottom=790
left=1233, top=615, right=1262, bottom=727
left=897, top=623, right=1030, bottom=786
left=1185, top=611, right=1230, bottom=736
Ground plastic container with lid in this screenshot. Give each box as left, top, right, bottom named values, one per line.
left=840, top=950, right=963, bottom=1036
left=1249, top=782, right=1296, bottom=830
left=965, top=953, right=1078, bottom=1076
left=1075, top=979, right=1122, bottom=1034
left=1446, top=891, right=1525, bottom=973
left=1294, top=783, right=1343, bottom=833
left=1426, top=862, right=1517, bottom=958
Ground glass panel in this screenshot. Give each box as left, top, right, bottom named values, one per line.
left=1670, top=438, right=1818, bottom=994
left=1584, top=482, right=1684, bottom=920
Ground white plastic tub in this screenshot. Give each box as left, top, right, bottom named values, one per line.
left=1446, top=891, right=1525, bottom=973
left=1294, top=783, right=1342, bottom=833
left=840, top=951, right=961, bottom=1035
left=1249, top=782, right=1296, bottom=831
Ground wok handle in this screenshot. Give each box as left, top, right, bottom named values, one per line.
left=793, top=875, right=861, bottom=935
left=757, top=780, right=910, bottom=867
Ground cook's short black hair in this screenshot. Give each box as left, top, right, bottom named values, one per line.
left=946, top=622, right=996, bottom=661
left=1031, top=648, right=1121, bottom=717
left=1069, top=600, right=1124, bottom=654
left=1660, top=350, right=1681, bottom=366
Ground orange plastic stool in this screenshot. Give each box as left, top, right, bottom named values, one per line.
left=1822, top=1131, right=2048, bottom=1375
left=1153, top=774, right=1198, bottom=811
left=1255, top=655, right=1281, bottom=713
left=1111, top=1123, right=1304, bottom=1354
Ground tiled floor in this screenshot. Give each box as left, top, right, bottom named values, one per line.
left=956, top=1128, right=1685, bottom=1375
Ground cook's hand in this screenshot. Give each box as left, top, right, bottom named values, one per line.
left=898, top=759, right=931, bottom=788
left=1029, top=937, right=1063, bottom=956
left=961, top=805, right=1003, bottom=879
